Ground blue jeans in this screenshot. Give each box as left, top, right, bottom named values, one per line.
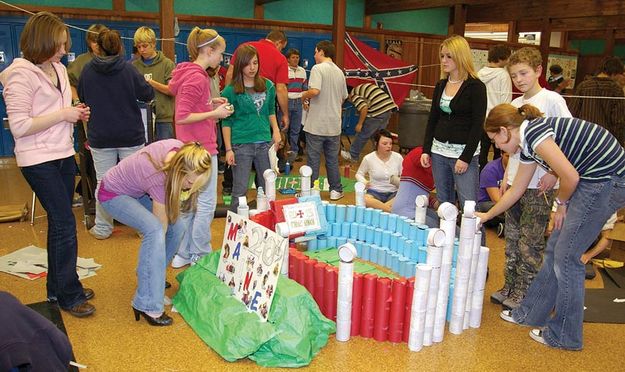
left=305, top=132, right=343, bottom=193
left=155, top=122, right=174, bottom=140
left=430, top=153, right=479, bottom=209
left=20, top=156, right=86, bottom=309
left=349, top=111, right=391, bottom=160
left=512, top=175, right=625, bottom=350
left=230, top=142, right=271, bottom=212
left=101, top=194, right=186, bottom=313
left=176, top=155, right=217, bottom=258
left=91, top=145, right=144, bottom=237
left=287, top=98, right=303, bottom=153
left=367, top=189, right=396, bottom=203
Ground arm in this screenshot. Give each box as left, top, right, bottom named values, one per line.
left=270, top=114, right=281, bottom=147
left=534, top=137, right=580, bottom=230
left=5, top=71, right=88, bottom=137
left=459, top=80, right=487, bottom=164
left=354, top=105, right=368, bottom=133
left=486, top=187, right=502, bottom=203
left=355, top=157, right=370, bottom=185
left=133, top=68, right=156, bottom=102
left=301, top=88, right=320, bottom=101
left=175, top=82, right=232, bottom=124
left=148, top=79, right=172, bottom=96
left=476, top=161, right=537, bottom=223
left=222, top=125, right=235, bottom=166
left=276, top=83, right=289, bottom=129
left=152, top=201, right=168, bottom=233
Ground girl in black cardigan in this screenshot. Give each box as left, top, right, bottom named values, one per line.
left=421, top=35, right=487, bottom=210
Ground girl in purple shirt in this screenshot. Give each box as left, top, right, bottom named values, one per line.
left=99, top=140, right=211, bottom=326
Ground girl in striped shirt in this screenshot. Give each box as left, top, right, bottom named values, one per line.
left=477, top=103, right=625, bottom=351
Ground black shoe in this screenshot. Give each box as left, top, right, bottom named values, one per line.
left=165, top=281, right=171, bottom=289
left=223, top=187, right=232, bottom=196
left=218, top=161, right=225, bottom=174
left=63, top=302, right=96, bottom=318
left=132, top=307, right=173, bottom=326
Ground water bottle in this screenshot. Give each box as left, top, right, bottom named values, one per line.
left=257, top=186, right=268, bottom=212
left=285, top=161, right=291, bottom=175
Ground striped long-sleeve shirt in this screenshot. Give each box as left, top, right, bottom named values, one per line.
left=348, top=83, right=397, bottom=117
left=520, top=116, right=625, bottom=182
left=568, top=77, right=625, bottom=144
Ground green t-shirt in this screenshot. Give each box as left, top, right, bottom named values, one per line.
left=221, top=79, right=276, bottom=144
left=132, top=51, right=175, bottom=122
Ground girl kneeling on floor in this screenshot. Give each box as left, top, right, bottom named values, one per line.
left=99, top=140, right=211, bottom=326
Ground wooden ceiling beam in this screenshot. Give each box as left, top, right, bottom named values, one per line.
left=255, top=0, right=281, bottom=5
left=467, top=0, right=625, bottom=23
left=568, top=29, right=625, bottom=41
left=365, top=0, right=498, bottom=15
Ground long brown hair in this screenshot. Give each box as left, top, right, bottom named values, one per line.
left=484, top=103, right=544, bottom=134
left=231, top=44, right=266, bottom=94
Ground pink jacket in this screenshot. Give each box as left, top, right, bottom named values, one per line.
left=169, top=62, right=218, bottom=155
left=0, top=58, right=74, bottom=167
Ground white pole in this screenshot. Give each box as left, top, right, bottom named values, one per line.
left=469, top=246, right=490, bottom=328
left=423, top=228, right=445, bottom=346
left=263, top=169, right=277, bottom=202
left=414, top=194, right=428, bottom=225
left=336, top=243, right=357, bottom=342
left=299, top=165, right=312, bottom=197
left=432, top=202, right=457, bottom=343
left=355, top=181, right=366, bottom=207
left=449, top=202, right=476, bottom=335
left=408, top=263, right=432, bottom=352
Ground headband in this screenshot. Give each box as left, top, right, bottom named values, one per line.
left=197, top=34, right=220, bottom=49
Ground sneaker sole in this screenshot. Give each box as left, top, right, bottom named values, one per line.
left=171, top=261, right=190, bottom=269
left=529, top=329, right=547, bottom=345
left=499, top=310, right=518, bottom=324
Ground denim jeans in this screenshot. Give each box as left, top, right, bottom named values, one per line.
left=91, top=145, right=144, bottom=237
left=20, top=156, right=86, bottom=309
left=287, top=98, right=303, bottom=153
left=305, top=132, right=343, bottom=193
left=101, top=194, right=186, bottom=313
left=349, top=111, right=391, bottom=160
left=175, top=155, right=217, bottom=258
left=512, top=175, right=625, bottom=350
left=155, top=122, right=174, bottom=140
left=230, top=142, right=271, bottom=212
left=430, top=153, right=479, bottom=209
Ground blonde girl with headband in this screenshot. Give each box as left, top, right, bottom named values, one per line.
left=99, top=140, right=212, bottom=326
left=477, top=103, right=625, bottom=350
left=168, top=27, right=233, bottom=267
left=421, top=35, right=487, bottom=211
left=221, top=44, right=282, bottom=212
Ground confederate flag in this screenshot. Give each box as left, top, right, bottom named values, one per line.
left=344, top=32, right=418, bottom=108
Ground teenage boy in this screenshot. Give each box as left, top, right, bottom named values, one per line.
left=477, top=44, right=512, bottom=169
left=491, top=47, right=572, bottom=310
left=132, top=26, right=176, bottom=140
left=284, top=48, right=307, bottom=162
left=68, top=24, right=108, bottom=102
left=301, top=40, right=348, bottom=200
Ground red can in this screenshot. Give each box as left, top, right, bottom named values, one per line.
left=343, top=164, right=350, bottom=177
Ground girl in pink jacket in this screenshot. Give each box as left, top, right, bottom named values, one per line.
left=0, top=12, right=94, bottom=317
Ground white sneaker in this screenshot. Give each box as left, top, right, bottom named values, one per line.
left=171, top=254, right=191, bottom=268
left=499, top=309, right=519, bottom=324
left=340, top=150, right=353, bottom=162
left=529, top=329, right=547, bottom=345
left=330, top=190, right=344, bottom=201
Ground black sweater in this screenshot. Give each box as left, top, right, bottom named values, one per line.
left=78, top=55, right=154, bottom=148
left=423, top=77, right=487, bottom=163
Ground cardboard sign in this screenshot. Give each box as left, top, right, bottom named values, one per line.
left=216, top=211, right=287, bottom=321
left=282, top=201, right=321, bottom=235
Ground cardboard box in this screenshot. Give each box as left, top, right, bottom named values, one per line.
left=608, top=222, right=625, bottom=262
